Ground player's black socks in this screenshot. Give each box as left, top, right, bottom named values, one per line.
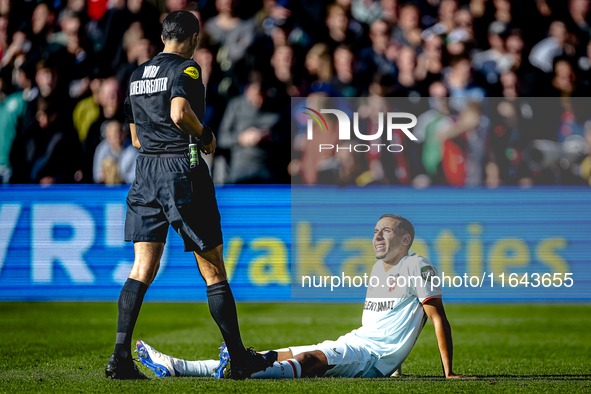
left=113, top=278, right=149, bottom=360
left=206, top=280, right=248, bottom=366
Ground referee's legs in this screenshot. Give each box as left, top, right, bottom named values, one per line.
left=113, top=241, right=164, bottom=360
left=195, top=244, right=249, bottom=367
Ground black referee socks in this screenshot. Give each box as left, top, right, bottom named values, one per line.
left=206, top=280, right=247, bottom=365
left=114, top=278, right=149, bottom=359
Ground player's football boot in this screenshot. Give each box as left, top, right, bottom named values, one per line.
left=136, top=340, right=178, bottom=377
left=214, top=342, right=278, bottom=380
left=213, top=342, right=231, bottom=379
left=105, top=353, right=150, bottom=380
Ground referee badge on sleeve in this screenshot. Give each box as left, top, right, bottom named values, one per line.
left=183, top=66, right=199, bottom=79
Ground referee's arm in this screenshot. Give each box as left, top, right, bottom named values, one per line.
left=171, top=97, right=216, bottom=154
left=124, top=95, right=141, bottom=149
left=130, top=124, right=140, bottom=149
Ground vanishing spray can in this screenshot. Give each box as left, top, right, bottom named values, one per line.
left=189, top=143, right=199, bottom=168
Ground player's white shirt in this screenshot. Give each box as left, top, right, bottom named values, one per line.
left=343, top=253, right=442, bottom=376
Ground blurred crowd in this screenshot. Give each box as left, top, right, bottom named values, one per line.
left=0, top=0, right=591, bottom=186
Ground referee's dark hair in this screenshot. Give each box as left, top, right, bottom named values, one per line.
left=162, top=10, right=200, bottom=43
left=379, top=214, right=415, bottom=248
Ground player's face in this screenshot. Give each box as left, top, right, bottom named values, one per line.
left=373, top=218, right=408, bottom=263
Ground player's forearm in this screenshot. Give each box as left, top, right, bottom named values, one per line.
left=433, top=317, right=454, bottom=376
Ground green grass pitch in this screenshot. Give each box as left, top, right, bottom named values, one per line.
left=0, top=302, right=589, bottom=393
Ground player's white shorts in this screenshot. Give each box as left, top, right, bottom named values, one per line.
left=289, top=333, right=382, bottom=378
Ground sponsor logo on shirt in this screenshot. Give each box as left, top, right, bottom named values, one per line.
left=183, top=66, right=199, bottom=79
left=364, top=300, right=397, bottom=312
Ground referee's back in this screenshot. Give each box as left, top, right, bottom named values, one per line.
left=126, top=53, right=205, bottom=155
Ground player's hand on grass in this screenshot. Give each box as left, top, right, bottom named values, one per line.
left=202, top=133, right=216, bottom=154
left=446, top=372, right=477, bottom=379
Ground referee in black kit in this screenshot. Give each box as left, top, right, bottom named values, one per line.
left=105, top=11, right=274, bottom=380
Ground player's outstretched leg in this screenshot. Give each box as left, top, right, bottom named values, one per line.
left=136, top=340, right=178, bottom=377
left=136, top=340, right=225, bottom=377
left=251, top=349, right=330, bottom=379
left=106, top=242, right=163, bottom=380
left=195, top=245, right=275, bottom=379
left=215, top=343, right=331, bottom=379
left=213, top=342, right=278, bottom=379
left=137, top=342, right=325, bottom=380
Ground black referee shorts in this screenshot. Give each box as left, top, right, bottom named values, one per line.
left=124, top=154, right=223, bottom=252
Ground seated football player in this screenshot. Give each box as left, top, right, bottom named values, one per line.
left=136, top=215, right=474, bottom=379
